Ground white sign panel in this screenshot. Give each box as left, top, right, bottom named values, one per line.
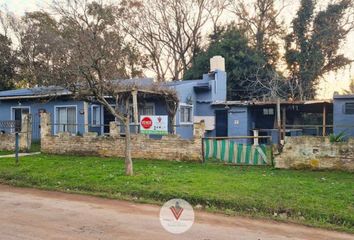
left=140, top=115, right=168, bottom=135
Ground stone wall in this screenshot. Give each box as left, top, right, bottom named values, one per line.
left=0, top=114, right=32, bottom=151
left=0, top=133, right=15, bottom=151
left=275, top=136, right=354, bottom=171
left=40, top=112, right=204, bottom=161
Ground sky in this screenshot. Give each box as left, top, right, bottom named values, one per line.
left=1, top=0, right=354, bottom=99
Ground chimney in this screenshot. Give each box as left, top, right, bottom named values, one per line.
left=210, top=56, right=225, bottom=72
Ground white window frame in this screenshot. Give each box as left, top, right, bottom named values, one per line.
left=179, top=103, right=193, bottom=125
left=263, top=108, right=274, bottom=116
left=140, top=103, right=155, bottom=116
left=129, top=103, right=156, bottom=124
left=91, top=104, right=102, bottom=126
left=10, top=106, right=31, bottom=121
left=10, top=106, right=31, bottom=133
left=54, top=105, right=78, bottom=135
left=344, top=102, right=354, bottom=115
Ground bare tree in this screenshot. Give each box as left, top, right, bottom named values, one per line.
left=0, top=10, right=12, bottom=37
left=49, top=0, right=178, bottom=175
left=244, top=67, right=285, bottom=100
left=121, top=0, right=217, bottom=81
left=229, top=0, right=285, bottom=66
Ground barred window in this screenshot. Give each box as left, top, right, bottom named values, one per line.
left=263, top=108, right=274, bottom=115
left=180, top=104, right=193, bottom=124
left=92, top=105, right=101, bottom=126
left=344, top=102, right=354, bottom=114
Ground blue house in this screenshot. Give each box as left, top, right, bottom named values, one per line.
left=333, top=94, right=354, bottom=137
left=0, top=56, right=228, bottom=140
left=2, top=55, right=349, bottom=143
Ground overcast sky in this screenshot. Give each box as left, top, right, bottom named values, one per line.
left=1, top=0, right=353, bottom=98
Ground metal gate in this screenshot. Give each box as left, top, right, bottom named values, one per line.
left=203, top=137, right=273, bottom=165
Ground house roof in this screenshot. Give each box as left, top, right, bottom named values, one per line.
left=212, top=99, right=333, bottom=106
left=0, top=77, right=210, bottom=100
left=212, top=99, right=333, bottom=114
left=163, top=79, right=206, bottom=87
left=333, top=94, right=354, bottom=99
left=112, top=78, right=154, bottom=87
left=0, top=86, right=71, bottom=100
left=0, top=78, right=155, bottom=100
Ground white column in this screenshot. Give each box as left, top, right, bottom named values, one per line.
left=132, top=90, right=139, bottom=133
left=253, top=129, right=259, bottom=146
left=84, top=101, right=89, bottom=133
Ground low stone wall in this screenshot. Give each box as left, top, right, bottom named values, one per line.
left=275, top=136, right=354, bottom=171
left=0, top=114, right=32, bottom=151
left=0, top=133, right=15, bottom=151
left=40, top=112, right=204, bottom=161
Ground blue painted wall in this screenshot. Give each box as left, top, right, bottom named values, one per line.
left=333, top=96, right=354, bottom=137
left=0, top=69, right=228, bottom=140
left=169, top=70, right=227, bottom=139
left=0, top=98, right=85, bottom=140
left=227, top=106, right=251, bottom=144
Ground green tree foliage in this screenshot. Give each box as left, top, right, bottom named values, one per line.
left=285, top=0, right=353, bottom=100
left=184, top=25, right=283, bottom=100
left=0, top=34, right=16, bottom=90
left=17, top=11, right=67, bottom=86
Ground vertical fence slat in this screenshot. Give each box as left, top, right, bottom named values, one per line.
left=221, top=140, right=226, bottom=161
left=202, top=137, right=272, bottom=166
left=204, top=139, right=210, bottom=160
left=212, top=139, right=218, bottom=159
left=228, top=142, right=234, bottom=163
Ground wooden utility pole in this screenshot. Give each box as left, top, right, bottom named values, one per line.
left=282, top=107, right=286, bottom=144
left=84, top=101, right=89, bottom=133
left=132, top=89, right=139, bottom=133
left=277, top=98, right=281, bottom=147
left=322, top=103, right=327, bottom=136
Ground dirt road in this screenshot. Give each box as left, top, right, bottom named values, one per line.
left=0, top=185, right=352, bottom=240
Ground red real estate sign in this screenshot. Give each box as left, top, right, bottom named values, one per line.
left=141, top=117, right=153, bottom=129
left=140, top=115, right=168, bottom=135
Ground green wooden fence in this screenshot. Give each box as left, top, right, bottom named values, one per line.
left=203, top=138, right=272, bottom=165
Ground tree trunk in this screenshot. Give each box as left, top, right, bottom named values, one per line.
left=124, top=115, right=133, bottom=176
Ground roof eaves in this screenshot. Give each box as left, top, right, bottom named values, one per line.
left=0, top=92, right=72, bottom=100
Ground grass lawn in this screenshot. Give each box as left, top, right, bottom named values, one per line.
left=0, top=142, right=41, bottom=156
left=0, top=154, right=353, bottom=233
left=0, top=150, right=14, bottom=155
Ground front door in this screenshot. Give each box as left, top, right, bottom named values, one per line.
left=215, top=110, right=228, bottom=137
left=12, top=107, right=30, bottom=132
left=103, top=106, right=116, bottom=134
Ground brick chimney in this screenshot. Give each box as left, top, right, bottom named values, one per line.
left=210, top=56, right=225, bottom=72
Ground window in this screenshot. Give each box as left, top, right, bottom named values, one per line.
left=91, top=105, right=101, bottom=126
left=263, top=108, right=274, bottom=115
left=55, top=106, right=77, bottom=134
left=180, top=104, right=193, bottom=124
left=140, top=104, right=154, bottom=115
left=344, top=102, right=354, bottom=114
left=129, top=104, right=155, bottom=123
left=11, top=107, right=30, bottom=132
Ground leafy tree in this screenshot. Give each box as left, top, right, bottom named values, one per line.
left=285, top=0, right=354, bottom=100
left=16, top=11, right=67, bottom=87
left=184, top=25, right=283, bottom=100
left=0, top=34, right=16, bottom=90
